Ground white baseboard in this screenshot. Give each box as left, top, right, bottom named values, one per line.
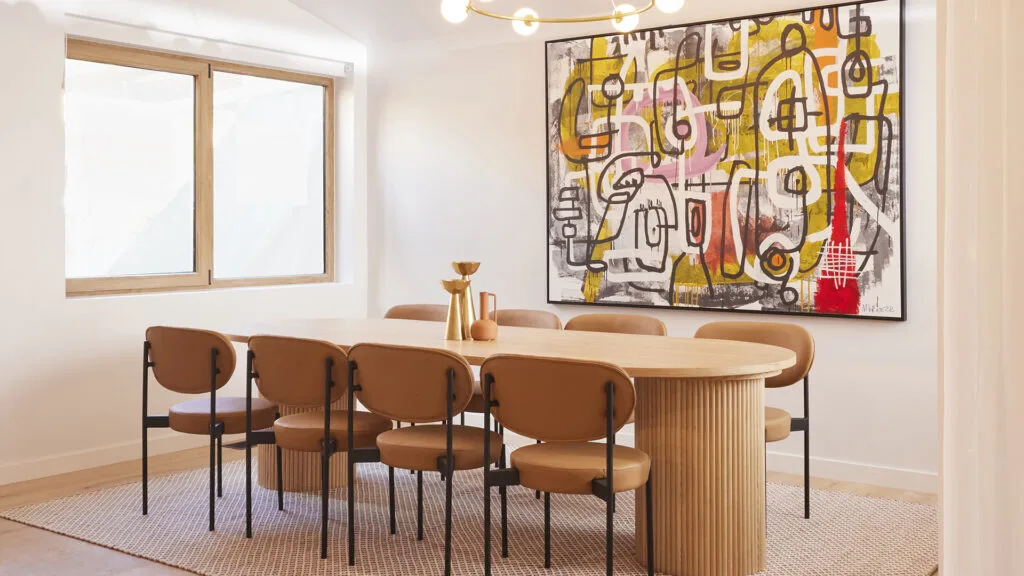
left=0, top=432, right=211, bottom=486
left=766, top=450, right=937, bottom=494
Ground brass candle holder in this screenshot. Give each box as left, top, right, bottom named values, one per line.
left=441, top=279, right=470, bottom=341
left=452, top=262, right=480, bottom=340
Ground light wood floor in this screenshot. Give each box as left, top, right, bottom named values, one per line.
left=0, top=447, right=937, bottom=576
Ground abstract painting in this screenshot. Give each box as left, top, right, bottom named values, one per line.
left=546, top=0, right=905, bottom=320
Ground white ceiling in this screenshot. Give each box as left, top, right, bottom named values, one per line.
left=289, top=0, right=442, bottom=47
left=290, top=0, right=845, bottom=56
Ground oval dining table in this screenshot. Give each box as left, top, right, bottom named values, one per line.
left=220, top=317, right=796, bottom=576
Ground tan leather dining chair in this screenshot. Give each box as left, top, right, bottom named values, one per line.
left=480, top=355, right=653, bottom=576
left=384, top=303, right=448, bottom=322
left=490, top=309, right=563, bottom=330
left=694, top=321, right=815, bottom=518
left=244, top=336, right=393, bottom=559
left=141, top=327, right=277, bottom=532
left=348, top=343, right=503, bottom=576
left=564, top=312, right=667, bottom=336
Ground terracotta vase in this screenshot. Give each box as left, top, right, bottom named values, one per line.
left=470, top=292, right=498, bottom=341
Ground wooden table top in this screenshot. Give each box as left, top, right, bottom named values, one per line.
left=221, top=318, right=795, bottom=379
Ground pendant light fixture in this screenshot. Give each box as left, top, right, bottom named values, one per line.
left=440, top=0, right=686, bottom=36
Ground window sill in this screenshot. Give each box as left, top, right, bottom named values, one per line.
left=65, top=273, right=334, bottom=298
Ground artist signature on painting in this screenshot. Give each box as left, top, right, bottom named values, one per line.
left=859, top=298, right=896, bottom=314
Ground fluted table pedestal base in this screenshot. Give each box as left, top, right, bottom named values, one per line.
left=634, top=376, right=766, bottom=576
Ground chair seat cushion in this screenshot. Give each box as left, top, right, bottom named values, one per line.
left=509, top=442, right=650, bottom=495
left=168, top=397, right=277, bottom=435
left=275, top=411, right=394, bottom=453
left=766, top=406, right=792, bottom=442
left=377, top=425, right=502, bottom=471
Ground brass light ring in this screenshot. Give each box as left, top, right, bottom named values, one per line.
left=466, top=1, right=656, bottom=24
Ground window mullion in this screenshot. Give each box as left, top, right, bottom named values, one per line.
left=195, top=64, right=215, bottom=284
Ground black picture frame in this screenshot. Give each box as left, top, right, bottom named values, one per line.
left=544, top=0, right=907, bottom=322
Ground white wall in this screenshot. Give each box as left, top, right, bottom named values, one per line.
left=0, top=0, right=368, bottom=484
left=372, top=0, right=938, bottom=491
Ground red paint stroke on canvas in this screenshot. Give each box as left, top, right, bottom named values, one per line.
left=814, top=119, right=861, bottom=314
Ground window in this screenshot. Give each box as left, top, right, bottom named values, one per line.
left=64, top=39, right=335, bottom=296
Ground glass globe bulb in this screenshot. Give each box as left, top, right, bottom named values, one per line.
left=655, top=0, right=685, bottom=14
left=513, top=7, right=540, bottom=36
left=612, top=4, right=640, bottom=33
left=440, top=0, right=470, bottom=24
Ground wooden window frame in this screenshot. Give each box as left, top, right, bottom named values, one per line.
left=64, top=39, right=336, bottom=297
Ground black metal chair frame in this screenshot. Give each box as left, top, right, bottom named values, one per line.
left=765, top=375, right=811, bottom=524
left=347, top=361, right=490, bottom=576
left=481, top=373, right=654, bottom=576
left=141, top=341, right=226, bottom=532
left=241, top=350, right=302, bottom=551
left=791, top=375, right=811, bottom=519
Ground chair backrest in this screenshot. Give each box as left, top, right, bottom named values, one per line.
left=384, top=304, right=448, bottom=322
left=145, top=326, right=236, bottom=394
left=694, top=321, right=814, bottom=388
left=348, top=343, right=475, bottom=423
left=564, top=313, right=667, bottom=336
left=248, top=335, right=348, bottom=408
left=480, top=355, right=634, bottom=443
left=490, top=309, right=563, bottom=330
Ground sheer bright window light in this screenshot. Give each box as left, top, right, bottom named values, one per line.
left=212, top=72, right=326, bottom=279
left=64, top=59, right=195, bottom=279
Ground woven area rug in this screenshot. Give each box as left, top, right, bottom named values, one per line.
left=0, top=461, right=937, bottom=575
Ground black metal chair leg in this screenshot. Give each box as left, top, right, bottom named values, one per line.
left=276, top=446, right=284, bottom=511
left=606, top=493, right=614, bottom=576
left=544, top=492, right=551, bottom=569
left=389, top=466, right=396, bottom=535
left=500, top=484, right=508, bottom=558
left=320, top=445, right=329, bottom=559
left=483, top=472, right=492, bottom=576
left=646, top=472, right=654, bottom=576
left=348, top=450, right=356, bottom=566
left=209, top=431, right=216, bottom=532
left=142, top=425, right=148, bottom=516
left=416, top=470, right=424, bottom=541
left=443, top=464, right=454, bottom=576
left=499, top=442, right=508, bottom=558
left=217, top=434, right=223, bottom=498
left=804, top=375, right=811, bottom=519
left=245, top=437, right=252, bottom=539
left=804, top=426, right=811, bottom=519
